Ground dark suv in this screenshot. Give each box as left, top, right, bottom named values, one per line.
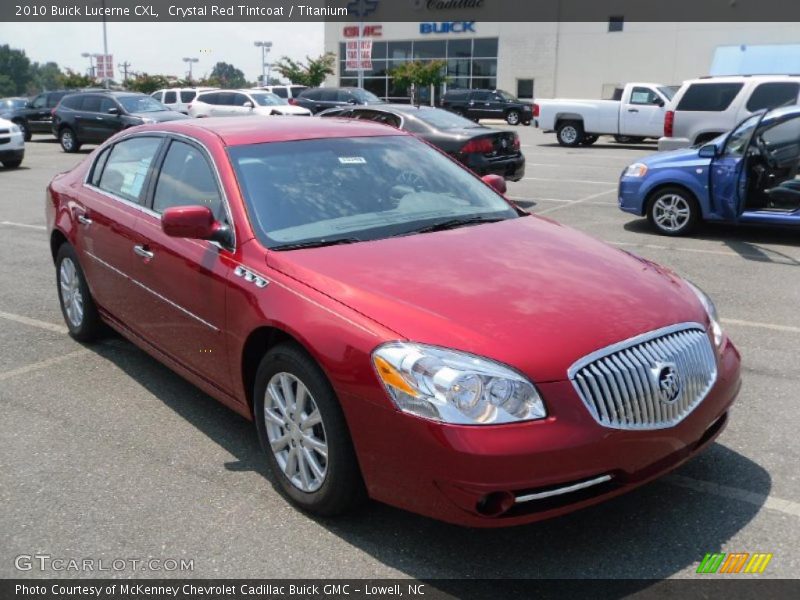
left=0, top=90, right=72, bottom=141
left=295, top=87, right=384, bottom=114
left=52, top=91, right=189, bottom=152
left=441, top=89, right=533, bottom=126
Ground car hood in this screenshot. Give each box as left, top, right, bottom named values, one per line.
left=267, top=216, right=707, bottom=382
left=640, top=146, right=710, bottom=169
left=130, top=110, right=190, bottom=122
left=0, top=116, right=15, bottom=128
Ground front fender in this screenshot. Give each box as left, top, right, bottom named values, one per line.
left=638, top=168, right=711, bottom=214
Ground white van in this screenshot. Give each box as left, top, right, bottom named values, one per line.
left=151, top=87, right=215, bottom=115
left=188, top=89, right=312, bottom=117
left=659, top=75, right=800, bottom=150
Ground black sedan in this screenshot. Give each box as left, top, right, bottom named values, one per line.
left=320, top=104, right=525, bottom=181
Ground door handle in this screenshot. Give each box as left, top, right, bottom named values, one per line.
left=96, top=116, right=103, bottom=120
left=133, top=245, right=155, bottom=260
left=77, top=214, right=92, bottom=226
left=628, top=108, right=639, bottom=113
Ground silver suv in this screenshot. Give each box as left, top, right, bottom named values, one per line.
left=659, top=75, right=800, bottom=150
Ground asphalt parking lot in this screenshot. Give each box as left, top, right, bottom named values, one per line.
left=1, top=128, right=798, bottom=582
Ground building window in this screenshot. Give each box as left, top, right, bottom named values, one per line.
left=517, top=79, right=534, bottom=99
left=608, top=16, right=624, bottom=32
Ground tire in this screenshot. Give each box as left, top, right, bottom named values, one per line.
left=253, top=342, right=366, bottom=516
left=646, top=187, right=699, bottom=236
left=2, top=159, right=22, bottom=168
left=15, top=120, right=31, bottom=142
left=556, top=120, right=584, bottom=146
left=614, top=135, right=644, bottom=144
left=581, top=135, right=599, bottom=146
left=59, top=127, right=81, bottom=153
left=55, top=243, right=102, bottom=342
left=506, top=109, right=521, bottom=126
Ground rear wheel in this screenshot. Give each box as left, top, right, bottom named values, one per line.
left=55, top=243, right=101, bottom=341
left=506, top=110, right=521, bottom=126
left=647, top=187, right=699, bottom=236
left=254, top=343, right=366, bottom=516
left=59, top=127, right=81, bottom=153
left=556, top=120, right=584, bottom=146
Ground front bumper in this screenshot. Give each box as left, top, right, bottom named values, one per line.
left=658, top=136, right=691, bottom=152
left=618, top=177, right=648, bottom=215
left=345, top=338, right=740, bottom=527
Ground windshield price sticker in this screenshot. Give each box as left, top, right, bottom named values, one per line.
left=338, top=157, right=367, bottom=164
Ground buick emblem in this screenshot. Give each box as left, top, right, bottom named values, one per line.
left=653, top=362, right=681, bottom=404
left=501, top=139, right=508, bottom=149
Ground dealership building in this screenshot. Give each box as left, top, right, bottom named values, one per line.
left=323, top=20, right=800, bottom=101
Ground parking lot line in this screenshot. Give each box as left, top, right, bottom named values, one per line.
left=0, top=349, right=90, bottom=382
left=666, top=474, right=800, bottom=518
left=612, top=240, right=800, bottom=262
left=721, top=318, right=800, bottom=335
left=0, top=221, right=46, bottom=231
left=0, top=311, right=67, bottom=334
left=522, top=177, right=618, bottom=185
left=535, top=189, right=618, bottom=214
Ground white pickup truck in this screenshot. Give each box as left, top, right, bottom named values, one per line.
left=534, top=83, right=675, bottom=146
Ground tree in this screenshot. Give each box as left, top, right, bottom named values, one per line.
left=0, top=45, right=32, bottom=95
left=208, top=62, right=247, bottom=88
left=0, top=74, right=16, bottom=97
left=60, top=69, right=95, bottom=89
left=273, top=53, right=335, bottom=87
left=390, top=60, right=448, bottom=105
left=28, top=61, right=63, bottom=93
left=126, top=73, right=170, bottom=94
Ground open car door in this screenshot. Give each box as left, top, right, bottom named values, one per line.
left=709, top=111, right=767, bottom=221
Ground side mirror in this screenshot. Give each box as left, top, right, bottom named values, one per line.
left=107, top=107, right=120, bottom=115
left=481, top=173, right=507, bottom=195
left=347, top=98, right=358, bottom=105
left=698, top=143, right=718, bottom=159
left=655, top=98, right=665, bottom=108
left=161, top=205, right=232, bottom=245
left=243, top=101, right=254, bottom=109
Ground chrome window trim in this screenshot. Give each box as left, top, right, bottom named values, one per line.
left=81, top=130, right=237, bottom=250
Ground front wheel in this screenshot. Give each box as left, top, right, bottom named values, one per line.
left=254, top=343, right=366, bottom=516
left=55, top=243, right=102, bottom=341
left=647, top=188, right=699, bottom=236
left=556, top=121, right=583, bottom=146
left=2, top=159, right=22, bottom=168
left=59, top=127, right=81, bottom=153
left=506, top=110, right=521, bottom=126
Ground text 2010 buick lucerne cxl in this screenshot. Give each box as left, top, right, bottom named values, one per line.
left=46, top=117, right=741, bottom=526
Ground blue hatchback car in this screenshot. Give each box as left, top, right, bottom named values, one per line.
left=619, top=106, right=800, bottom=235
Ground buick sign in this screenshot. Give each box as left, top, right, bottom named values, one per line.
left=420, top=21, right=476, bottom=34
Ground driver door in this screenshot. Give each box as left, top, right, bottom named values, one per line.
left=620, top=87, right=665, bottom=138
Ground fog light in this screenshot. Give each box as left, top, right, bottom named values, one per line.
left=476, top=491, right=515, bottom=517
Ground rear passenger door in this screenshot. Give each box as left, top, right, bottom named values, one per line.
left=468, top=91, right=495, bottom=120
left=128, top=137, right=234, bottom=393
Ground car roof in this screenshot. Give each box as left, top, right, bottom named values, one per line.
left=686, top=75, right=800, bottom=84
left=137, top=116, right=408, bottom=146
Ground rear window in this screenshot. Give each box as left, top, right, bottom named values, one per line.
left=415, top=108, right=482, bottom=130
left=746, top=82, right=800, bottom=112
left=676, top=83, right=744, bottom=112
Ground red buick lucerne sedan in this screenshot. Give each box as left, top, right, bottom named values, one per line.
left=46, top=117, right=741, bottom=526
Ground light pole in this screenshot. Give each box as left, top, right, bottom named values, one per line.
left=81, top=52, right=96, bottom=79
left=101, top=0, right=109, bottom=88
left=254, top=41, right=272, bottom=86
left=183, top=57, right=199, bottom=82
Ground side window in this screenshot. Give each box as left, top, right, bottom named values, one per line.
left=199, top=93, right=217, bottom=105
left=761, top=117, right=800, bottom=147
left=746, top=82, right=800, bottom=112
left=304, top=89, right=322, bottom=100
left=217, top=92, right=235, bottom=106
left=46, top=93, right=65, bottom=108
left=471, top=91, right=492, bottom=102
left=272, top=88, right=288, bottom=98
left=89, top=146, right=112, bottom=186
left=163, top=91, right=177, bottom=104
left=81, top=96, right=102, bottom=113
left=31, top=95, right=46, bottom=109
left=180, top=91, right=196, bottom=103
left=320, top=90, right=339, bottom=102
left=99, top=97, right=117, bottom=113
left=151, top=91, right=163, bottom=102
left=61, top=96, right=82, bottom=110
left=232, top=93, right=251, bottom=106
left=97, top=137, right=162, bottom=203
left=676, top=83, right=744, bottom=112
left=153, top=140, right=223, bottom=218
left=629, top=87, right=660, bottom=105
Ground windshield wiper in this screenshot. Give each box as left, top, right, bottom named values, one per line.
left=271, top=237, right=363, bottom=251
left=395, top=216, right=508, bottom=236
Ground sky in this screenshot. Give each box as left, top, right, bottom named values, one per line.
left=0, top=22, right=324, bottom=81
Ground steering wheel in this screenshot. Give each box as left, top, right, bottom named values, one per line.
left=754, top=136, right=778, bottom=168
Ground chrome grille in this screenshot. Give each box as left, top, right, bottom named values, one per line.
left=568, top=323, right=717, bottom=430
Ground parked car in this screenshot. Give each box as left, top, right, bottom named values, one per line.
left=440, top=89, right=534, bottom=126
left=295, top=87, right=384, bottom=114
left=0, top=97, right=28, bottom=111
left=533, top=82, right=673, bottom=146
left=321, top=104, right=525, bottom=181
left=258, top=85, right=309, bottom=104
left=52, top=91, right=189, bottom=152
left=659, top=75, right=800, bottom=151
left=188, top=89, right=312, bottom=118
left=47, top=117, right=739, bottom=526
left=151, top=87, right=215, bottom=114
left=620, top=106, right=800, bottom=235
left=0, top=116, right=25, bottom=168
left=0, top=90, right=72, bottom=141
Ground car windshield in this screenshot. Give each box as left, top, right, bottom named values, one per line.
left=118, top=96, right=167, bottom=113
left=659, top=86, right=677, bottom=100
left=229, top=135, right=518, bottom=249
left=497, top=90, right=519, bottom=102
left=352, top=89, right=382, bottom=103
left=414, top=108, right=483, bottom=130
left=724, top=113, right=763, bottom=156
left=251, top=93, right=287, bottom=106
left=1, top=98, right=27, bottom=110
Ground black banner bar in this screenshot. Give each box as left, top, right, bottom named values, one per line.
left=4, top=0, right=800, bottom=22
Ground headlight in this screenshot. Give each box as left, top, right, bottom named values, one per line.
left=10, top=124, right=20, bottom=134
left=623, top=163, right=648, bottom=177
left=372, top=342, right=547, bottom=425
left=686, top=281, right=724, bottom=349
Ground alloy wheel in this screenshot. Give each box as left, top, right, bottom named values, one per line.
left=61, top=130, right=74, bottom=151
left=653, top=194, right=691, bottom=232
left=59, top=257, right=84, bottom=328
left=264, top=372, right=328, bottom=493
left=560, top=126, right=578, bottom=144
left=507, top=111, right=520, bottom=125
